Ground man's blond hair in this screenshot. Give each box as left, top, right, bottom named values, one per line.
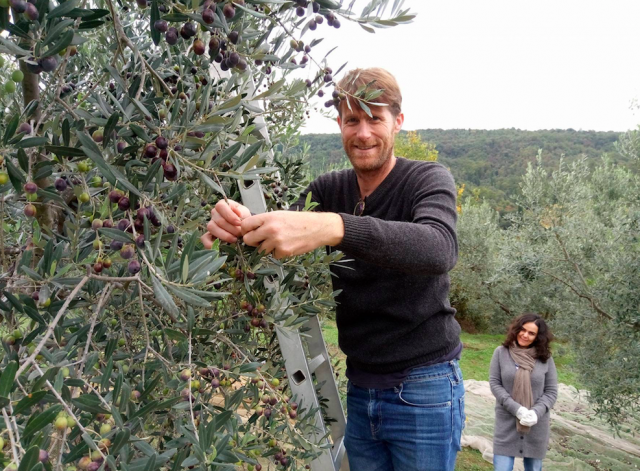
left=336, top=67, right=402, bottom=117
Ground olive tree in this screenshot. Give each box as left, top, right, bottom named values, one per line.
left=0, top=1, right=414, bottom=470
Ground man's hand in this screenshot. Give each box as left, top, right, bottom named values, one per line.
left=240, top=211, right=344, bottom=259
left=201, top=200, right=252, bottom=248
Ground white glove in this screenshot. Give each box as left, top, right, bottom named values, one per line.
left=519, top=410, right=538, bottom=427
left=516, top=406, right=528, bottom=420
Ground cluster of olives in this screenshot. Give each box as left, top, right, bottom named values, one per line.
left=0, top=0, right=39, bottom=22
left=1, top=66, right=24, bottom=94
left=264, top=180, right=289, bottom=209
left=151, top=1, right=249, bottom=74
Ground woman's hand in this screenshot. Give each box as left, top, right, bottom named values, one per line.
left=519, top=410, right=538, bottom=427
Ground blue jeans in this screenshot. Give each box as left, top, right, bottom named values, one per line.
left=493, top=455, right=543, bottom=471
left=344, top=360, right=465, bottom=471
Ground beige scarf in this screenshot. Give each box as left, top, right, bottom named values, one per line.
left=509, top=343, right=537, bottom=434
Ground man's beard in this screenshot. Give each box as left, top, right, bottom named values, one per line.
left=343, top=136, right=394, bottom=174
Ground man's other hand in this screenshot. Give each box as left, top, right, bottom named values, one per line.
left=201, top=200, right=252, bottom=248
left=240, top=211, right=344, bottom=259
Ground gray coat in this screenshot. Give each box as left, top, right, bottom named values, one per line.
left=489, top=346, right=558, bottom=459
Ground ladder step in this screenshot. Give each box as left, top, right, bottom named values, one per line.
left=308, top=353, right=327, bottom=375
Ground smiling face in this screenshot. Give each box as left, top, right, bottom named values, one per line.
left=517, top=321, right=539, bottom=348
left=337, top=103, right=404, bottom=175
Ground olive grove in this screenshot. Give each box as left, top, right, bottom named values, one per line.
left=452, top=147, right=640, bottom=432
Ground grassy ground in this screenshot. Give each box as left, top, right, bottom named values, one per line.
left=320, top=318, right=583, bottom=470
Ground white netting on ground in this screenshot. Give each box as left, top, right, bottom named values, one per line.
left=462, top=380, right=640, bottom=470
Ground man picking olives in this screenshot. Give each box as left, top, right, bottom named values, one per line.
left=202, top=68, right=464, bottom=471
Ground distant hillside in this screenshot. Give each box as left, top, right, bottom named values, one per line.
left=298, top=129, right=631, bottom=212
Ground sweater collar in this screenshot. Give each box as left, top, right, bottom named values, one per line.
left=351, top=157, right=407, bottom=213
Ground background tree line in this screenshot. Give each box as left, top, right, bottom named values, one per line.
left=298, top=128, right=631, bottom=215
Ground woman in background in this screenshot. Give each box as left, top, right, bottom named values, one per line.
left=489, top=313, right=558, bottom=471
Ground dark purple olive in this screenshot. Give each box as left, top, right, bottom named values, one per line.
left=136, top=207, right=149, bottom=221
left=305, top=79, right=312, bottom=88
left=228, top=31, right=239, bottom=44
left=116, top=219, right=129, bottom=232
left=165, top=29, right=178, bottom=45
left=316, top=14, right=323, bottom=24
left=109, top=190, right=123, bottom=204
left=117, top=141, right=126, bottom=153
left=118, top=196, right=130, bottom=211
left=155, top=136, right=168, bottom=149
left=312, top=1, right=319, bottom=13
left=202, top=8, right=215, bottom=24
left=181, top=22, right=197, bottom=39
left=54, top=178, right=67, bottom=192
left=296, top=6, right=304, bottom=16
left=24, top=182, right=38, bottom=194
left=222, top=3, right=234, bottom=18
left=236, top=59, right=247, bottom=71
left=25, top=3, right=38, bottom=20
left=318, top=90, right=324, bottom=97
left=228, top=52, right=239, bottom=66
left=144, top=145, right=157, bottom=158
left=40, top=56, right=58, bottom=73
left=333, top=18, right=341, bottom=28
left=10, top=0, right=27, bottom=13
left=163, top=163, right=178, bottom=181
left=324, top=73, right=332, bottom=83
left=154, top=19, right=168, bottom=32
left=308, top=19, right=317, bottom=30
left=18, top=123, right=32, bottom=134
left=38, top=450, right=49, bottom=463
left=166, top=225, right=175, bottom=233
left=135, top=0, right=147, bottom=8
left=135, top=234, right=145, bottom=249
left=128, top=260, right=141, bottom=275
left=102, top=219, right=113, bottom=228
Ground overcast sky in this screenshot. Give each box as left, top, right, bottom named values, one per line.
left=298, top=0, right=640, bottom=134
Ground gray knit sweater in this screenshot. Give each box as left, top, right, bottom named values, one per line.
left=490, top=346, right=558, bottom=459
left=293, top=157, right=460, bottom=374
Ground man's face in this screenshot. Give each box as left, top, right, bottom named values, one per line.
left=337, top=104, right=404, bottom=174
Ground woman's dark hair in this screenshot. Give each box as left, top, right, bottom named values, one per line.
left=503, top=313, right=553, bottom=362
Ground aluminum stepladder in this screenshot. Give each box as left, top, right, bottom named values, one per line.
left=210, top=62, right=348, bottom=470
